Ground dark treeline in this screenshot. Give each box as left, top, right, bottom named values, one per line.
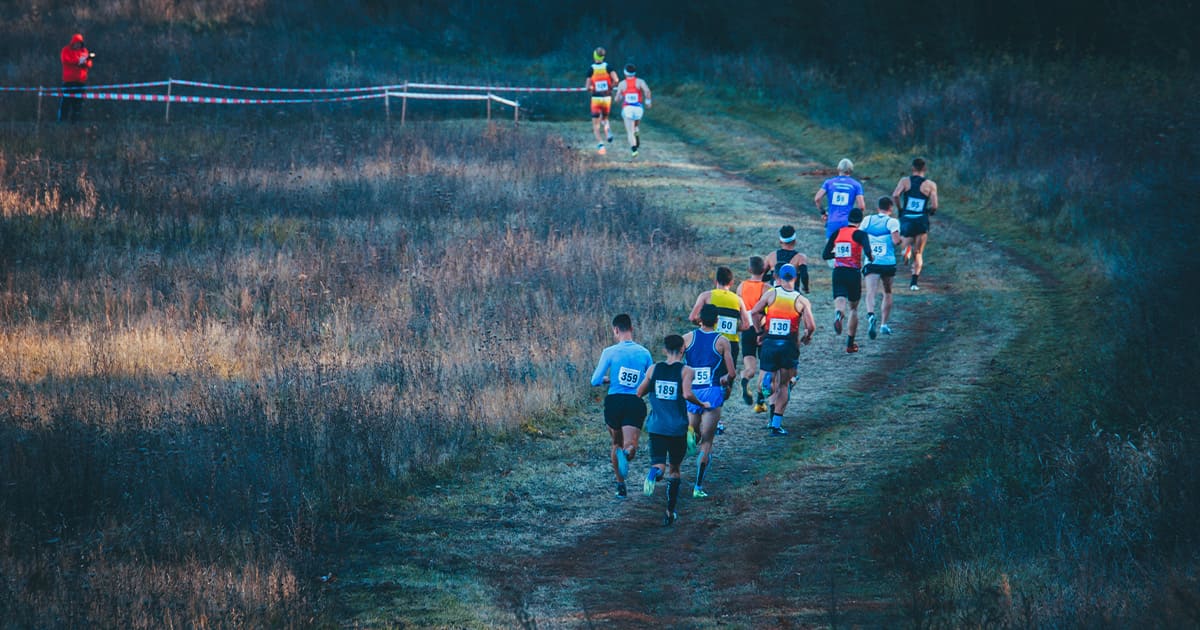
left=364, top=0, right=1199, bottom=69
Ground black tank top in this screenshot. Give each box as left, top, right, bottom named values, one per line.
left=901, top=175, right=929, bottom=219
left=764, top=248, right=799, bottom=284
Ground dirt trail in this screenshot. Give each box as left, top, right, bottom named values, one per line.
left=330, top=116, right=1044, bottom=628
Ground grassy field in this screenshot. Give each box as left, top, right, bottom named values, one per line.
left=0, top=118, right=705, bottom=626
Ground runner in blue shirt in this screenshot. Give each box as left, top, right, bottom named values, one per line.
left=861, top=196, right=903, bottom=338
left=814, top=158, right=867, bottom=240
left=590, top=313, right=653, bottom=497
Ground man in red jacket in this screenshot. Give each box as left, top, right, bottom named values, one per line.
left=58, top=33, right=93, bottom=123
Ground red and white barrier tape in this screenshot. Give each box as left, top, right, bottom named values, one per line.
left=53, top=91, right=386, bottom=104
left=406, top=82, right=587, bottom=93
left=0, top=80, right=170, bottom=92
left=169, top=79, right=401, bottom=94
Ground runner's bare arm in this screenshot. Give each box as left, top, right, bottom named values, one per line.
left=891, top=177, right=909, bottom=209
left=749, top=290, right=773, bottom=329
left=687, top=291, right=709, bottom=325
left=798, top=296, right=816, bottom=340
left=737, top=298, right=752, bottom=331
left=640, top=79, right=652, bottom=106
left=855, top=193, right=867, bottom=211
left=717, top=337, right=734, bottom=385
left=927, top=181, right=939, bottom=215
left=681, top=367, right=709, bottom=408
left=814, top=187, right=827, bottom=215
left=636, top=363, right=656, bottom=398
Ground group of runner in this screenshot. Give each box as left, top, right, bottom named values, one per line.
left=589, top=150, right=939, bottom=527
left=586, top=47, right=652, bottom=157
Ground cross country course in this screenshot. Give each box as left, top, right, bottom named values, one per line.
left=328, top=103, right=1054, bottom=628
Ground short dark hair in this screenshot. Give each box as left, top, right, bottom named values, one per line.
left=699, top=303, right=718, bottom=326
left=779, top=225, right=796, bottom=241
left=912, top=157, right=926, bottom=171
left=715, top=266, right=733, bottom=286
left=664, top=334, right=684, bottom=353
left=849, top=208, right=864, bottom=224
left=878, top=196, right=893, bottom=210
left=612, top=313, right=632, bottom=332
left=624, top=63, right=636, bottom=74
left=749, top=256, right=765, bottom=275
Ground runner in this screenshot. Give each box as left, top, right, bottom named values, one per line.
left=814, top=158, right=867, bottom=240
left=763, top=225, right=810, bottom=293
left=822, top=208, right=874, bottom=353
left=589, top=313, right=653, bottom=498
left=636, top=334, right=708, bottom=526
left=749, top=264, right=815, bottom=436
left=861, top=197, right=902, bottom=338
left=617, top=64, right=652, bottom=158
left=736, top=256, right=769, bottom=412
left=682, top=304, right=735, bottom=498
left=688, top=266, right=751, bottom=435
left=891, top=157, right=939, bottom=290
left=585, top=47, right=620, bottom=155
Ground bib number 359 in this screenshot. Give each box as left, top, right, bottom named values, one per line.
left=617, top=366, right=640, bottom=387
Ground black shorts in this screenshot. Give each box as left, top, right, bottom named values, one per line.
left=728, top=340, right=740, bottom=364
left=832, top=267, right=863, bottom=302
left=649, top=433, right=688, bottom=467
left=900, top=216, right=929, bottom=237
left=863, top=264, right=897, bottom=278
left=740, top=328, right=760, bottom=358
left=604, top=394, right=646, bottom=430
left=758, top=338, right=798, bottom=372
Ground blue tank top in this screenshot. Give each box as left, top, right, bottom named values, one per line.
left=684, top=329, right=723, bottom=389
left=861, top=214, right=898, bottom=266
left=646, top=362, right=688, bottom=436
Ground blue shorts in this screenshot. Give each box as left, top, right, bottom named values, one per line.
left=686, top=386, right=725, bottom=414
left=825, top=219, right=849, bottom=239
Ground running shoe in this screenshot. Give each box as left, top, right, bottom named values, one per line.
left=753, top=402, right=768, bottom=413
left=833, top=311, right=844, bottom=335
left=692, top=487, right=709, bottom=499
left=868, top=313, right=878, bottom=340
left=631, top=148, right=638, bottom=158
left=909, top=284, right=919, bottom=291
left=606, top=129, right=614, bottom=143
left=686, top=427, right=698, bottom=457
left=771, top=426, right=789, bottom=436
left=597, top=144, right=607, bottom=155
left=616, top=448, right=629, bottom=479
left=616, top=482, right=627, bottom=498
left=663, top=511, right=677, bottom=527
left=643, top=468, right=660, bottom=496
left=880, top=324, right=892, bottom=335
left=846, top=342, right=859, bottom=353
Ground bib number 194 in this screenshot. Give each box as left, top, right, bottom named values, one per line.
left=834, top=242, right=853, bottom=258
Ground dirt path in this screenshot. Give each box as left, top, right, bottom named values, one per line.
left=330, top=114, right=1044, bottom=628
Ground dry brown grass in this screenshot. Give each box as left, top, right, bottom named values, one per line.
left=0, top=119, right=699, bottom=625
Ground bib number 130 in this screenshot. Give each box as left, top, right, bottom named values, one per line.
left=617, top=366, right=640, bottom=387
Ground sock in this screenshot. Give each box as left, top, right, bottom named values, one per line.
left=696, top=452, right=708, bottom=486
left=798, top=264, right=809, bottom=292
left=666, top=478, right=679, bottom=513
left=848, top=335, right=855, bottom=347
left=911, top=274, right=919, bottom=285
left=868, top=312, right=875, bottom=319
left=771, top=414, right=783, bottom=429
left=769, top=404, right=775, bottom=416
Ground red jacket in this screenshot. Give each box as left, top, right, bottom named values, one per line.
left=61, top=34, right=92, bottom=83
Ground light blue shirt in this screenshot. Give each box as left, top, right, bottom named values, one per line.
left=590, top=340, right=653, bottom=395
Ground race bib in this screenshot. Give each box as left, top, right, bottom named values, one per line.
left=594, top=79, right=609, bottom=92
left=871, top=241, right=887, bottom=257
left=834, top=242, right=853, bottom=258
left=624, top=92, right=639, bottom=104
left=905, top=197, right=926, bottom=212
left=655, top=380, right=678, bottom=400
left=716, top=315, right=738, bottom=335
left=617, top=366, right=641, bottom=387
left=692, top=367, right=713, bottom=386
left=831, top=191, right=850, bottom=206
left=768, top=319, right=791, bottom=336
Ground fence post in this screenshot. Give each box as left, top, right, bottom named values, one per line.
left=400, top=83, right=408, bottom=126
left=486, top=93, right=492, bottom=122
left=37, top=87, right=43, bottom=125
left=385, top=89, right=390, bottom=122
left=514, top=100, right=520, bottom=126
left=164, top=78, right=172, bottom=123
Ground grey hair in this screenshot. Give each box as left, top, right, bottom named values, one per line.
left=837, top=158, right=854, bottom=174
